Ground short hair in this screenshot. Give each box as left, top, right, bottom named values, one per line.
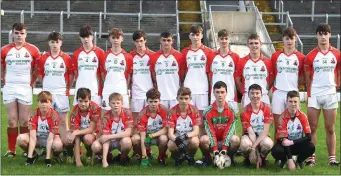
left=160, top=31, right=173, bottom=38
left=76, top=88, right=91, bottom=100
left=315, top=23, right=331, bottom=34
left=37, top=91, right=53, bottom=103
left=190, top=24, right=203, bottom=34
left=133, top=30, right=147, bottom=41
left=146, top=88, right=161, bottom=100
left=79, top=25, right=93, bottom=38
left=109, top=93, right=123, bottom=102
left=283, top=27, right=297, bottom=39
left=213, top=81, right=227, bottom=92
left=217, top=29, right=230, bottom=38
left=248, top=33, right=261, bottom=41
left=109, top=28, right=123, bottom=39
left=248, top=84, right=262, bottom=94
left=12, top=23, right=27, bottom=31
left=287, top=90, right=300, bottom=100
left=177, top=87, right=191, bottom=97
left=48, top=31, right=62, bottom=41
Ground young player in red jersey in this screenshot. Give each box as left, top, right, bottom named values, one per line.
left=239, top=84, right=274, bottom=169
left=17, top=91, right=63, bottom=167
left=182, top=25, right=213, bottom=115
left=150, top=31, right=183, bottom=109
left=271, top=90, right=315, bottom=170
left=304, top=24, right=340, bottom=166
left=199, top=81, right=240, bottom=167
left=235, top=34, right=273, bottom=108
left=131, top=88, right=168, bottom=167
left=63, top=88, right=101, bottom=167
left=1, top=23, right=41, bottom=157
left=271, top=28, right=305, bottom=144
left=91, top=93, right=133, bottom=168
left=206, top=29, right=240, bottom=113
left=101, top=28, right=133, bottom=111
left=37, top=32, right=73, bottom=138
left=167, top=87, right=201, bottom=166
left=72, top=25, right=105, bottom=106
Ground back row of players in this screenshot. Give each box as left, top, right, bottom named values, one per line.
left=1, top=23, right=340, bottom=169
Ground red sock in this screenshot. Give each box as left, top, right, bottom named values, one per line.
left=20, top=126, right=29, bottom=134
left=158, top=151, right=165, bottom=160
left=146, top=147, right=151, bottom=154
left=7, top=127, right=18, bottom=152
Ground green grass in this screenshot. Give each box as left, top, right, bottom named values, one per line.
left=1, top=96, right=340, bottom=175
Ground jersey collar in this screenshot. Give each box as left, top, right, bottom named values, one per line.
left=131, top=47, right=151, bottom=56
left=37, top=108, right=53, bottom=119
left=284, top=109, right=302, bottom=119
left=81, top=45, right=97, bottom=52
left=175, top=104, right=192, bottom=116
left=188, top=44, right=205, bottom=51
left=246, top=102, right=264, bottom=113
left=247, top=53, right=265, bottom=62
left=281, top=49, right=297, bottom=56
left=146, top=104, right=161, bottom=117
left=47, top=50, right=64, bottom=59
left=212, top=101, right=229, bottom=111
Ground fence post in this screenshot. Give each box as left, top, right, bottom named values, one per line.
left=30, top=0, right=34, bottom=18
left=311, top=0, right=315, bottom=21
left=60, top=11, right=63, bottom=34
left=67, top=0, right=70, bottom=18
left=94, top=32, right=97, bottom=46
left=20, top=10, right=24, bottom=23
left=325, top=13, right=328, bottom=24
left=138, top=13, right=141, bottom=30
left=104, top=0, right=107, bottom=19
left=281, top=1, right=284, bottom=23
left=140, top=0, right=143, bottom=20
left=8, top=30, right=12, bottom=43
left=278, top=0, right=281, bottom=20
left=99, top=12, right=102, bottom=38
left=274, top=0, right=277, bottom=9
left=337, top=34, right=340, bottom=50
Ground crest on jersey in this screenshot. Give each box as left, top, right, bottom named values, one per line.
left=245, top=74, right=250, bottom=80
left=331, top=58, right=336, bottom=64
left=147, top=61, right=150, bottom=66
left=293, top=60, right=298, bottom=66
left=86, top=58, right=89, bottom=62
left=102, top=101, right=107, bottom=107
left=156, top=69, right=162, bottom=75
left=297, top=124, right=301, bottom=130
left=24, top=52, right=30, bottom=58
left=133, top=62, right=137, bottom=65
left=53, top=62, right=57, bottom=68
left=278, top=67, right=282, bottom=73
left=260, top=66, right=265, bottom=72
left=60, top=63, right=64, bottom=68
left=213, top=61, right=218, bottom=64
left=92, top=57, right=97, bottom=62
left=172, top=61, right=176, bottom=66
left=120, top=60, right=125, bottom=66
left=187, top=57, right=191, bottom=60
left=7, top=60, right=12, bottom=65
left=228, top=61, right=233, bottom=67
left=201, top=55, right=206, bottom=61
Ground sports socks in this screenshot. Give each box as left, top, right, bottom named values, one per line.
left=329, top=155, right=336, bottom=163
left=7, top=127, right=18, bottom=152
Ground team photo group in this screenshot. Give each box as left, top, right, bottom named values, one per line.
left=1, top=21, right=340, bottom=171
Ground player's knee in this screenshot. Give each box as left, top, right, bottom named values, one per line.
left=19, top=120, right=28, bottom=127
left=239, top=139, right=252, bottom=154
left=199, top=135, right=210, bottom=146
left=158, top=135, right=168, bottom=145
left=131, top=134, right=140, bottom=146
left=306, top=142, right=315, bottom=155
left=271, top=144, right=284, bottom=160
left=189, top=137, right=199, bottom=148
left=83, top=135, right=95, bottom=145
left=52, top=141, right=63, bottom=152
left=7, top=119, right=17, bottom=128
left=230, top=135, right=240, bottom=148
left=261, top=138, right=273, bottom=152
left=91, top=141, right=102, bottom=153
left=120, top=137, right=132, bottom=148
left=17, top=134, right=29, bottom=146
left=167, top=141, right=177, bottom=152
left=325, top=125, right=335, bottom=135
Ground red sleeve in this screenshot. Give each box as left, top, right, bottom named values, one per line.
left=49, top=111, right=60, bottom=135
left=296, top=52, right=305, bottom=78
left=181, top=48, right=189, bottom=71
left=240, top=112, right=251, bottom=133
left=123, top=109, right=134, bottom=128
left=100, top=52, right=109, bottom=76
left=124, top=53, right=133, bottom=78
left=137, top=114, right=148, bottom=132
left=167, top=109, right=177, bottom=128
left=174, top=51, right=184, bottom=77
left=277, top=114, right=289, bottom=139
left=271, top=51, right=280, bottom=79
left=335, top=49, right=341, bottom=71
left=263, top=58, right=273, bottom=88
left=190, top=105, right=201, bottom=126
left=231, top=52, right=240, bottom=77
left=28, top=112, right=38, bottom=131
left=102, top=112, right=112, bottom=135
left=221, top=110, right=235, bottom=150
left=1, top=45, right=12, bottom=67
left=235, top=57, right=247, bottom=77
left=203, top=111, right=218, bottom=151
left=206, top=52, right=215, bottom=76
left=304, top=49, right=318, bottom=73
left=27, top=43, right=41, bottom=60
left=37, top=54, right=47, bottom=76
left=69, top=106, right=81, bottom=131
left=90, top=103, right=101, bottom=124
left=263, top=105, right=273, bottom=125
left=71, top=48, right=81, bottom=72
left=299, top=112, right=311, bottom=134
left=160, top=105, right=168, bottom=127
left=149, top=53, right=157, bottom=73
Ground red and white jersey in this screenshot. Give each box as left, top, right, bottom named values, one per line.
left=101, top=49, right=133, bottom=95
left=271, top=50, right=305, bottom=91
left=102, top=108, right=133, bottom=135
left=182, top=45, right=213, bottom=94
left=137, top=104, right=168, bottom=134
left=207, top=49, right=240, bottom=101
left=1, top=42, right=40, bottom=86
left=69, top=101, right=101, bottom=131
left=37, top=51, right=72, bottom=95
left=28, top=108, right=60, bottom=137
left=304, top=46, right=340, bottom=96
left=241, top=102, right=273, bottom=135
left=277, top=109, right=311, bottom=140
left=72, top=46, right=105, bottom=96
left=130, top=48, right=155, bottom=99
left=235, top=54, right=273, bottom=94
left=167, top=104, right=201, bottom=136
left=150, top=49, right=183, bottom=100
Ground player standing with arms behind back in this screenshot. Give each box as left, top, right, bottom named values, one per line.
left=1, top=23, right=40, bottom=157
left=304, top=23, right=340, bottom=166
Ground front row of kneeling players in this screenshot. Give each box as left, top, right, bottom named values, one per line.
left=20, top=81, right=314, bottom=170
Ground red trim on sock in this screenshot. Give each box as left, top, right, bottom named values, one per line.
left=20, top=126, right=29, bottom=134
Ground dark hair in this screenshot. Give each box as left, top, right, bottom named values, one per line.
left=315, top=23, right=331, bottom=34
left=248, top=33, right=260, bottom=41
left=133, top=30, right=147, bottom=41
left=109, top=28, right=123, bottom=39
left=79, top=25, right=93, bottom=38
left=190, top=25, right=203, bottom=34
left=248, top=84, right=262, bottom=94
left=213, top=81, right=227, bottom=92
left=218, top=29, right=230, bottom=38
left=48, top=31, right=62, bottom=41
left=160, top=31, right=173, bottom=38
left=177, top=87, right=191, bottom=97
left=283, top=27, right=297, bottom=39
left=12, top=23, right=27, bottom=31
left=146, top=88, right=161, bottom=100
left=37, top=91, right=52, bottom=103
left=286, top=90, right=300, bottom=100
left=76, top=88, right=91, bottom=100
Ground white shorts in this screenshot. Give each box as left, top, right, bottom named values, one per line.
left=2, top=85, right=32, bottom=105
left=210, top=97, right=239, bottom=114
left=190, top=94, right=209, bottom=110
left=130, top=99, right=147, bottom=113
left=102, top=94, right=130, bottom=110
left=308, top=93, right=339, bottom=110
left=242, top=93, right=270, bottom=108
left=73, top=95, right=102, bottom=106
left=160, top=100, right=178, bottom=109
left=271, top=90, right=288, bottom=115
left=52, top=94, right=70, bottom=112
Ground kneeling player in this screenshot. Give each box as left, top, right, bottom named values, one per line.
left=131, top=88, right=168, bottom=167
left=199, top=81, right=240, bottom=167
left=239, top=84, right=274, bottom=168
left=271, top=90, right=315, bottom=170
left=167, top=87, right=201, bottom=166
left=17, top=91, right=63, bottom=167
left=91, top=93, right=133, bottom=168
left=63, top=88, right=101, bottom=167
